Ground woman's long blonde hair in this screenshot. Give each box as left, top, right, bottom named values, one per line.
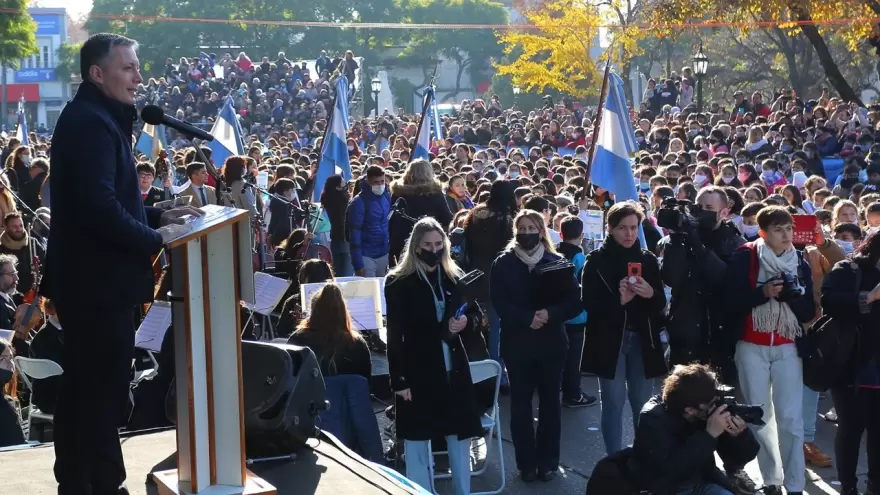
left=401, top=159, right=440, bottom=187
left=505, top=209, right=557, bottom=254
left=387, top=217, right=463, bottom=282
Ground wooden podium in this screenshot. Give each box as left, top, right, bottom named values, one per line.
left=152, top=205, right=276, bottom=495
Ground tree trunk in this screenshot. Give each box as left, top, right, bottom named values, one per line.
left=793, top=7, right=863, bottom=104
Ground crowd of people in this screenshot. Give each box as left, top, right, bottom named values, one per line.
left=1, top=39, right=880, bottom=495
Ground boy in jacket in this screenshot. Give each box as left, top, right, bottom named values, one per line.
left=725, top=206, right=816, bottom=495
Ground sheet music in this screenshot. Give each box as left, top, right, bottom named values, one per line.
left=244, top=272, right=291, bottom=315
left=135, top=301, right=172, bottom=353
left=335, top=276, right=386, bottom=314
left=300, top=279, right=383, bottom=330
left=0, top=329, right=13, bottom=342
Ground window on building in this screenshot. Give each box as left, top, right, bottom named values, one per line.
left=43, top=47, right=50, bottom=68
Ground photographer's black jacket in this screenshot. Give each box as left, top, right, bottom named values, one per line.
left=632, top=396, right=759, bottom=495
left=659, top=222, right=745, bottom=370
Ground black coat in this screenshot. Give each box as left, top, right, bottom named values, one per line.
left=20, top=171, right=46, bottom=212
left=632, top=396, right=759, bottom=495
left=462, top=206, right=514, bottom=303
left=388, top=181, right=453, bottom=264
left=582, top=238, right=668, bottom=380
left=42, top=81, right=164, bottom=308
left=385, top=268, right=484, bottom=441
left=141, top=186, right=166, bottom=207
left=490, top=249, right=582, bottom=362
left=659, top=222, right=745, bottom=368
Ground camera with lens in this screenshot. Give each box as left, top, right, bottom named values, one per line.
left=716, top=385, right=765, bottom=426
left=656, top=197, right=700, bottom=231
left=769, top=272, right=805, bottom=302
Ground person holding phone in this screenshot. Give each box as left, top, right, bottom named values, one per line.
left=582, top=201, right=668, bottom=455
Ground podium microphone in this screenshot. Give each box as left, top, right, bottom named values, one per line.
left=141, top=105, right=214, bottom=142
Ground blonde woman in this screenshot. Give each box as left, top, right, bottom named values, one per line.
left=832, top=199, right=860, bottom=230
left=388, top=159, right=453, bottom=263
left=802, top=176, right=827, bottom=213
left=489, top=209, right=581, bottom=482
left=385, top=217, right=484, bottom=495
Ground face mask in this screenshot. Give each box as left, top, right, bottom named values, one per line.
left=516, top=232, right=541, bottom=251
left=762, top=170, right=776, bottom=180
left=697, top=209, right=719, bottom=230
left=693, top=174, right=708, bottom=186
left=371, top=184, right=385, bottom=195
left=859, top=169, right=869, bottom=183
left=736, top=158, right=748, bottom=165
left=21, top=155, right=31, bottom=165
left=509, top=171, right=520, bottom=179
left=742, top=224, right=759, bottom=238
left=781, top=145, right=793, bottom=153
left=840, top=178, right=859, bottom=189
left=639, top=181, right=650, bottom=192
left=636, top=137, right=645, bottom=143
left=417, top=248, right=443, bottom=268
left=721, top=176, right=735, bottom=184
left=347, top=146, right=355, bottom=151
left=837, top=240, right=855, bottom=255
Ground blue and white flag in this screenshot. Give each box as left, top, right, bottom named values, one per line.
left=208, top=96, right=245, bottom=166
left=313, top=76, right=351, bottom=201
left=412, top=87, right=439, bottom=161
left=589, top=71, right=644, bottom=247
left=135, top=122, right=167, bottom=160
left=14, top=96, right=28, bottom=147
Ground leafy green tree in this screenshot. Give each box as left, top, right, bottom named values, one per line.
left=56, top=41, right=84, bottom=82
left=0, top=0, right=38, bottom=67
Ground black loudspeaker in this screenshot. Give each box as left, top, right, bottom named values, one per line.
left=240, top=341, right=327, bottom=458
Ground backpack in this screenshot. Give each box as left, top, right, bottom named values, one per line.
left=449, top=227, right=469, bottom=269
left=798, top=263, right=861, bottom=392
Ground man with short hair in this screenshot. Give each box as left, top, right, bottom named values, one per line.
left=348, top=165, right=391, bottom=277
left=0, top=211, right=45, bottom=295
left=633, top=363, right=759, bottom=495
left=180, top=162, right=217, bottom=207
left=726, top=206, right=816, bottom=495
left=136, top=162, right=165, bottom=207
left=44, top=33, right=201, bottom=495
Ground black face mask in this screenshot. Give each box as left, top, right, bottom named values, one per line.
left=841, top=178, right=859, bottom=189
left=516, top=233, right=541, bottom=251
left=417, top=248, right=443, bottom=268
left=697, top=209, right=719, bottom=231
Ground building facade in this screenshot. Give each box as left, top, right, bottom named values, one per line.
left=1, top=8, right=69, bottom=131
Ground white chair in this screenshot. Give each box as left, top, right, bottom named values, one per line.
left=430, top=359, right=505, bottom=495
left=14, top=356, right=63, bottom=441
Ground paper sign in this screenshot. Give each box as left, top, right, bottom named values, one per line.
left=243, top=272, right=292, bottom=315
left=213, top=65, right=224, bottom=80
left=135, top=301, right=172, bottom=353
left=578, top=209, right=605, bottom=240
left=257, top=171, right=269, bottom=189
left=336, top=276, right=386, bottom=314
left=0, top=329, right=13, bottom=342
left=301, top=279, right=383, bottom=330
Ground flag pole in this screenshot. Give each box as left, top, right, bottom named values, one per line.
left=409, top=87, right=432, bottom=163
left=582, top=51, right=614, bottom=200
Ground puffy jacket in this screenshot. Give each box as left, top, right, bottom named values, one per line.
left=347, top=180, right=391, bottom=271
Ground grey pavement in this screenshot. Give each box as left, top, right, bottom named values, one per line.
left=376, top=374, right=867, bottom=495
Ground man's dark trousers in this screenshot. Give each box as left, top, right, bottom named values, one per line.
left=54, top=301, right=136, bottom=495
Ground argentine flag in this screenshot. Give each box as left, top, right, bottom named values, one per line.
left=313, top=76, right=351, bottom=201
left=412, top=87, right=440, bottom=161
left=135, top=122, right=167, bottom=160
left=14, top=97, right=28, bottom=146
left=208, top=96, right=245, bottom=166
left=589, top=71, right=645, bottom=247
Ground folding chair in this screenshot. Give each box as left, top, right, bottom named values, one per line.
left=14, top=356, right=63, bottom=442
left=430, top=359, right=505, bottom=495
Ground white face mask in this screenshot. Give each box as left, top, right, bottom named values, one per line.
left=742, top=224, right=759, bottom=237
left=837, top=240, right=855, bottom=255
left=721, top=176, right=735, bottom=184
left=348, top=146, right=355, bottom=151
left=509, top=171, right=520, bottom=179
left=21, top=155, right=31, bottom=165
left=693, top=173, right=708, bottom=186
left=371, top=184, right=385, bottom=195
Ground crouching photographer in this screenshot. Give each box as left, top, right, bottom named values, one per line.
left=632, top=364, right=759, bottom=495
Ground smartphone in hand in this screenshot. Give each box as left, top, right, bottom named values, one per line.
left=627, top=262, right=643, bottom=279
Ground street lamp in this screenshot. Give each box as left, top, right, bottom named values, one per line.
left=370, top=77, right=382, bottom=117
left=512, top=86, right=520, bottom=95
left=512, top=86, right=520, bottom=106
left=693, top=42, right=709, bottom=113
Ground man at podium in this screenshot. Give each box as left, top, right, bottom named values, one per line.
left=42, top=33, right=201, bottom=495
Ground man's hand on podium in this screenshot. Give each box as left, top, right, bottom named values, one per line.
left=160, top=206, right=205, bottom=227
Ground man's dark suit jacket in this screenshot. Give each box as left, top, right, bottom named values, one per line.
left=42, top=81, right=164, bottom=308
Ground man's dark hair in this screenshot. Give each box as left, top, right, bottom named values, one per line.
left=834, top=222, right=863, bottom=240
left=80, top=33, right=138, bottom=83
left=275, top=164, right=295, bottom=179
left=741, top=202, right=765, bottom=218
left=136, top=162, right=156, bottom=176
left=274, top=178, right=297, bottom=196
left=4, top=211, right=23, bottom=227
left=31, top=157, right=49, bottom=173
left=756, top=205, right=793, bottom=231
left=523, top=194, right=549, bottom=213
left=560, top=216, right=583, bottom=241
left=186, top=162, right=207, bottom=179
left=661, top=363, right=719, bottom=414
left=365, top=165, right=384, bottom=179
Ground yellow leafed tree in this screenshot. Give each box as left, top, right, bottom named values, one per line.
left=495, top=0, right=607, bottom=98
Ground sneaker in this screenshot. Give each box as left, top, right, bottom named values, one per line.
left=761, top=486, right=782, bottom=495
left=727, top=469, right=758, bottom=494
left=822, top=407, right=838, bottom=423
left=562, top=393, right=598, bottom=408
left=803, top=442, right=833, bottom=467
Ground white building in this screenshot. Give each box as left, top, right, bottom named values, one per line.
left=1, top=8, right=69, bottom=130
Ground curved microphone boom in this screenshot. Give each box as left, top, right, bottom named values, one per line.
left=141, top=105, right=214, bottom=142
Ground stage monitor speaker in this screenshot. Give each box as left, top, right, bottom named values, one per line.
left=240, top=341, right=327, bottom=458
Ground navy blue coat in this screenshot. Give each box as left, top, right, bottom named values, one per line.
left=42, top=81, right=164, bottom=308
left=347, top=180, right=391, bottom=270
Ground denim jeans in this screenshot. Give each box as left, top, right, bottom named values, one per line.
left=486, top=304, right=507, bottom=386
left=676, top=483, right=735, bottom=495
left=330, top=239, right=353, bottom=277
left=562, top=323, right=586, bottom=400
left=405, top=436, right=471, bottom=495
left=802, top=385, right=820, bottom=443
left=598, top=331, right=656, bottom=455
